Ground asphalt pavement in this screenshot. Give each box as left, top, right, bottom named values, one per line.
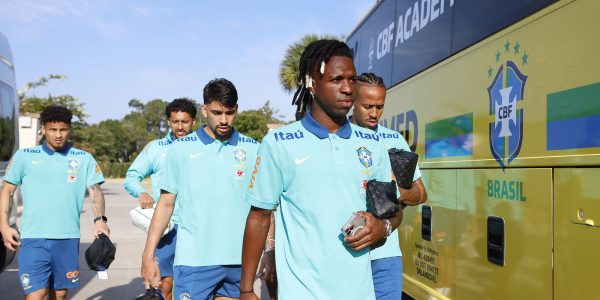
left=0, top=179, right=269, bottom=300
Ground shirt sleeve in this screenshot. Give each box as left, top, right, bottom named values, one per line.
left=124, top=143, right=154, bottom=198
left=245, top=137, right=283, bottom=210
left=157, top=145, right=179, bottom=195
left=86, top=155, right=105, bottom=187
left=373, top=141, right=393, bottom=183
left=3, top=151, right=24, bottom=186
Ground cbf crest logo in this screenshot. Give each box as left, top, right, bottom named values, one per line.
left=20, top=274, right=32, bottom=290
left=234, top=148, right=247, bottom=163
left=356, top=147, right=372, bottom=168
left=487, top=40, right=529, bottom=169
left=68, top=158, right=80, bottom=171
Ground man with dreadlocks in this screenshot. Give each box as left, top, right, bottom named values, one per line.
left=352, top=72, right=428, bottom=299
left=240, top=39, right=394, bottom=299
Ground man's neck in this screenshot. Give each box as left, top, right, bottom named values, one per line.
left=310, top=104, right=346, bottom=133
left=203, top=125, right=232, bottom=142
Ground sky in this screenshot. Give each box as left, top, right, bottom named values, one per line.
left=0, top=0, right=375, bottom=123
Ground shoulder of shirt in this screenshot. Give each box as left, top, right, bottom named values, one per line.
left=350, top=123, right=382, bottom=142
left=19, top=146, right=42, bottom=154
left=172, top=132, right=200, bottom=144
left=261, top=121, right=303, bottom=144
left=68, top=147, right=92, bottom=157
left=236, top=132, right=259, bottom=145
left=156, top=136, right=174, bottom=147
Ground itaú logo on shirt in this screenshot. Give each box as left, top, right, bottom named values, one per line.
left=248, top=156, right=261, bottom=189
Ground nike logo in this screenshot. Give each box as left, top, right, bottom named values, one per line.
left=294, top=156, right=312, bottom=165
left=71, top=278, right=79, bottom=283
left=31, top=160, right=43, bottom=165
left=189, top=152, right=203, bottom=159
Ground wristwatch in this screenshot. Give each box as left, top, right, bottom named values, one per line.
left=384, top=219, right=392, bottom=237
left=94, top=216, right=108, bottom=223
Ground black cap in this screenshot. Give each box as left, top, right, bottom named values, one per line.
left=85, top=233, right=116, bottom=271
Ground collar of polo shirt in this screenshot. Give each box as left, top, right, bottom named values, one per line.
left=42, top=141, right=71, bottom=155
left=196, top=125, right=240, bottom=146
left=300, top=111, right=352, bottom=139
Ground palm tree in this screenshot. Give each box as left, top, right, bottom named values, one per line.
left=279, top=34, right=341, bottom=93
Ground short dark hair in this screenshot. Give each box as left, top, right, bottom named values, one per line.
left=40, top=105, right=72, bottom=125
left=202, top=78, right=238, bottom=107
left=357, top=72, right=385, bottom=89
left=292, top=39, right=353, bottom=120
left=166, top=98, right=198, bottom=119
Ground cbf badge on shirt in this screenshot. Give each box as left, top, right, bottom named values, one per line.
left=67, top=158, right=80, bottom=183
left=234, top=147, right=247, bottom=180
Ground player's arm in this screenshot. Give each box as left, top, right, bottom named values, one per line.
left=88, top=183, right=110, bottom=237
left=124, top=145, right=154, bottom=208
left=0, top=182, right=20, bottom=251
left=398, top=178, right=428, bottom=206
left=257, top=211, right=275, bottom=281
left=346, top=144, right=398, bottom=251
left=241, top=206, right=272, bottom=299
left=141, top=190, right=176, bottom=289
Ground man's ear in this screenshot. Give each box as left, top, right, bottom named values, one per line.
left=201, top=104, right=208, bottom=118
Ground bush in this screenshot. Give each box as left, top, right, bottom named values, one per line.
left=97, top=161, right=132, bottom=178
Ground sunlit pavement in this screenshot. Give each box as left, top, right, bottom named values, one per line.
left=0, top=179, right=269, bottom=299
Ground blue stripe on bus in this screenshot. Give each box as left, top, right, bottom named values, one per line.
left=425, top=134, right=473, bottom=159
left=547, top=114, right=600, bottom=150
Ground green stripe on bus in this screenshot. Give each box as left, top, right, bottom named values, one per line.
left=547, top=82, right=600, bottom=123
left=425, top=113, right=473, bottom=141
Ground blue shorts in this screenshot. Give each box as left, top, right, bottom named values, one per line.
left=18, top=239, right=80, bottom=295
left=173, top=265, right=241, bottom=299
left=372, top=256, right=403, bottom=300
left=155, top=224, right=178, bottom=277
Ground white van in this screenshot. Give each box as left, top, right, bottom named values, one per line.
left=0, top=31, right=20, bottom=273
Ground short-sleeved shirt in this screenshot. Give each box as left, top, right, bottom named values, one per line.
left=370, top=125, right=423, bottom=260
left=3, top=143, right=104, bottom=239
left=246, top=112, right=392, bottom=300
left=158, top=128, right=259, bottom=267
left=124, top=133, right=181, bottom=223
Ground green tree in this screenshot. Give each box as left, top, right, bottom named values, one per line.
left=142, top=99, right=168, bottom=136
left=20, top=95, right=87, bottom=121
left=258, top=100, right=284, bottom=124
left=235, top=110, right=268, bottom=141
left=279, top=34, right=341, bottom=93
left=19, top=74, right=87, bottom=122
left=18, top=74, right=66, bottom=101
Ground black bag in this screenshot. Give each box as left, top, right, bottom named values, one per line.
left=135, top=289, right=165, bottom=300
left=84, top=233, right=116, bottom=271
left=366, top=180, right=399, bottom=219
left=388, top=148, right=419, bottom=189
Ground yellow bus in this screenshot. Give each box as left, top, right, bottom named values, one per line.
left=347, top=0, right=600, bottom=299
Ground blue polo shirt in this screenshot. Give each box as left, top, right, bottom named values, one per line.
left=246, top=112, right=392, bottom=300
left=158, top=128, right=259, bottom=267
left=3, top=143, right=104, bottom=239
left=124, top=132, right=181, bottom=224
left=370, top=125, right=423, bottom=260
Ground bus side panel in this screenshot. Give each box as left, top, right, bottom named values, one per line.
left=401, top=169, right=457, bottom=299
left=454, top=169, right=552, bottom=299
left=554, top=168, right=600, bottom=300
left=381, top=0, right=600, bottom=169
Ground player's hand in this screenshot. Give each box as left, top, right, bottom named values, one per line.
left=93, top=220, right=110, bottom=237
left=239, top=291, right=260, bottom=300
left=344, top=211, right=387, bottom=251
left=257, top=250, right=276, bottom=281
left=0, top=226, right=20, bottom=251
left=139, top=192, right=154, bottom=209
left=141, top=254, right=161, bottom=289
